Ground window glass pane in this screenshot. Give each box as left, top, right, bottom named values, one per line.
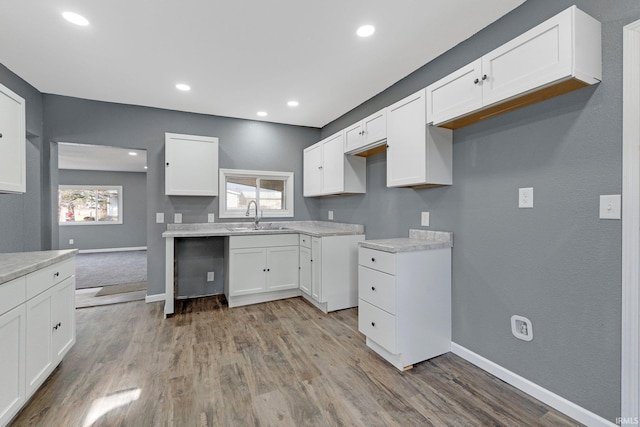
left=59, top=189, right=95, bottom=222
left=259, top=179, right=285, bottom=210
left=58, top=186, right=122, bottom=224
left=97, top=189, right=119, bottom=222
left=226, top=176, right=257, bottom=210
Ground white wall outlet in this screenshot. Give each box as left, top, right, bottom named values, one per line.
left=207, top=213, right=215, bottom=223
left=599, top=194, right=621, bottom=219
left=519, top=187, right=534, bottom=208
left=328, top=210, right=334, bottom=220
left=511, top=315, right=533, bottom=341
left=156, top=212, right=164, bottom=224
left=69, top=239, right=74, bottom=245
left=207, top=272, right=215, bottom=282
left=174, top=213, right=182, bottom=224
left=421, top=212, right=430, bottom=227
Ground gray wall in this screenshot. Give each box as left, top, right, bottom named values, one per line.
left=319, top=0, right=639, bottom=422
left=58, top=169, right=147, bottom=250
left=0, top=64, right=44, bottom=253
left=42, top=95, right=321, bottom=298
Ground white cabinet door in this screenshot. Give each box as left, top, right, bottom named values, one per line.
left=343, top=122, right=363, bottom=153
left=165, top=133, right=219, bottom=196
left=0, top=84, right=26, bottom=194
left=482, top=7, right=573, bottom=107
left=0, top=305, right=25, bottom=426
left=362, top=109, right=387, bottom=147
left=51, top=277, right=75, bottom=364
left=303, top=143, right=323, bottom=196
left=25, top=290, right=53, bottom=396
left=299, top=246, right=311, bottom=295
left=321, top=133, right=345, bottom=194
left=266, top=246, right=299, bottom=291
left=228, top=248, right=266, bottom=296
left=426, top=59, right=483, bottom=126
left=311, top=237, right=322, bottom=301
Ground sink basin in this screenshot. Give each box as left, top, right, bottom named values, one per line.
left=227, top=225, right=290, bottom=232
left=227, top=227, right=254, bottom=232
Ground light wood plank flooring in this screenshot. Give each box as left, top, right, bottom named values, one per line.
left=10, top=296, right=582, bottom=426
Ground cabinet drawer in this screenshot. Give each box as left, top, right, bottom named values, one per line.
left=0, top=276, right=26, bottom=316
left=26, top=259, right=75, bottom=300
left=358, top=300, right=396, bottom=354
left=299, top=234, right=311, bottom=249
left=358, top=266, right=396, bottom=314
left=230, top=233, right=299, bottom=249
left=359, top=247, right=395, bottom=275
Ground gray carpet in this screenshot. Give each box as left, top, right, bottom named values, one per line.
left=75, top=250, right=147, bottom=289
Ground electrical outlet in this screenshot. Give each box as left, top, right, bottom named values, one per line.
left=511, top=315, right=533, bottom=341
left=328, top=211, right=334, bottom=220
left=599, top=195, right=621, bottom=219
left=156, top=212, right=164, bottom=223
left=421, top=212, right=430, bottom=226
left=519, top=187, right=533, bottom=208
left=69, top=239, right=74, bottom=245
left=174, top=213, right=182, bottom=224
left=207, top=213, right=215, bottom=223
left=207, top=272, right=215, bottom=282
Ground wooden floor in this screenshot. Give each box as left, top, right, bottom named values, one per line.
left=10, top=296, right=582, bottom=426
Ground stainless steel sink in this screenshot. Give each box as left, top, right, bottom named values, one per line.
left=227, top=225, right=290, bottom=232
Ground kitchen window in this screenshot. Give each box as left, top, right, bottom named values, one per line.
left=58, top=185, right=123, bottom=225
left=219, top=169, right=294, bottom=218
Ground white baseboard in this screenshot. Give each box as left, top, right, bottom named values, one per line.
left=79, top=246, right=147, bottom=254
left=145, top=293, right=166, bottom=303
left=450, top=343, right=617, bottom=427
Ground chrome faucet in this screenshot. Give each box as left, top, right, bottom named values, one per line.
left=245, top=200, right=261, bottom=228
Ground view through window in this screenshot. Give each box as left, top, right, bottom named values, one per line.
left=219, top=169, right=294, bottom=218
left=58, top=185, right=123, bottom=224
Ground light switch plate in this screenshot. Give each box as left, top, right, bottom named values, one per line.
left=69, top=239, right=74, bottom=245
left=519, top=187, right=534, bottom=208
left=421, top=212, right=430, bottom=226
left=174, top=213, right=182, bottom=224
left=156, top=212, right=164, bottom=224
left=599, top=195, right=621, bottom=219
left=207, top=213, right=215, bottom=223
left=328, top=211, right=334, bottom=220
left=207, top=272, right=215, bottom=282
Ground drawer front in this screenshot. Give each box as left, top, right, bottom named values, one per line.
left=358, top=266, right=396, bottom=314
left=26, top=259, right=75, bottom=300
left=358, top=300, right=396, bottom=354
left=0, top=276, right=26, bottom=316
left=230, top=233, right=299, bottom=249
left=299, top=234, right=311, bottom=249
left=359, top=247, right=395, bottom=274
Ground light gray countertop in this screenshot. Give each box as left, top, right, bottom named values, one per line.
left=359, top=229, right=453, bottom=253
left=0, top=249, right=78, bottom=285
left=162, top=221, right=365, bottom=238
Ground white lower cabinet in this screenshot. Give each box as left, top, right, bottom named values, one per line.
left=299, top=234, right=364, bottom=313
left=0, top=257, right=76, bottom=427
left=358, top=246, right=451, bottom=371
left=225, top=234, right=300, bottom=307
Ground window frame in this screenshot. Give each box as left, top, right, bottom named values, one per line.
left=58, top=185, right=124, bottom=226
left=219, top=169, right=294, bottom=219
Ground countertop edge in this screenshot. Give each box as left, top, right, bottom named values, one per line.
left=0, top=249, right=78, bottom=285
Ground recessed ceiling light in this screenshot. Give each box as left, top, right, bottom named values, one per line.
left=128, top=152, right=137, bottom=156
left=357, top=24, right=375, bottom=38
left=175, top=83, right=191, bottom=91
left=257, top=111, right=268, bottom=117
left=287, top=101, right=299, bottom=107
left=144, top=166, right=148, bottom=170
left=62, top=11, right=89, bottom=26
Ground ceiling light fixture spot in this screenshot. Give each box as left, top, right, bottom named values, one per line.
left=287, top=101, right=299, bottom=107
left=257, top=111, right=268, bottom=117
left=357, top=24, right=375, bottom=37
left=175, top=83, right=191, bottom=91
left=62, top=11, right=89, bottom=26
left=128, top=152, right=138, bottom=156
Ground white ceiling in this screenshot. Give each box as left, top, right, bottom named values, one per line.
left=58, top=143, right=147, bottom=172
left=1, top=0, right=525, bottom=128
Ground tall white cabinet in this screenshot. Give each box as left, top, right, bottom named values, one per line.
left=0, top=83, right=26, bottom=194
left=165, top=133, right=219, bottom=196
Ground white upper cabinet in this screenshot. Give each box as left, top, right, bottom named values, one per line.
left=387, top=89, right=452, bottom=188
left=303, top=132, right=366, bottom=197
left=165, top=133, right=219, bottom=196
left=343, top=109, right=387, bottom=155
left=0, top=83, right=26, bottom=194
left=427, top=5, right=601, bottom=129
